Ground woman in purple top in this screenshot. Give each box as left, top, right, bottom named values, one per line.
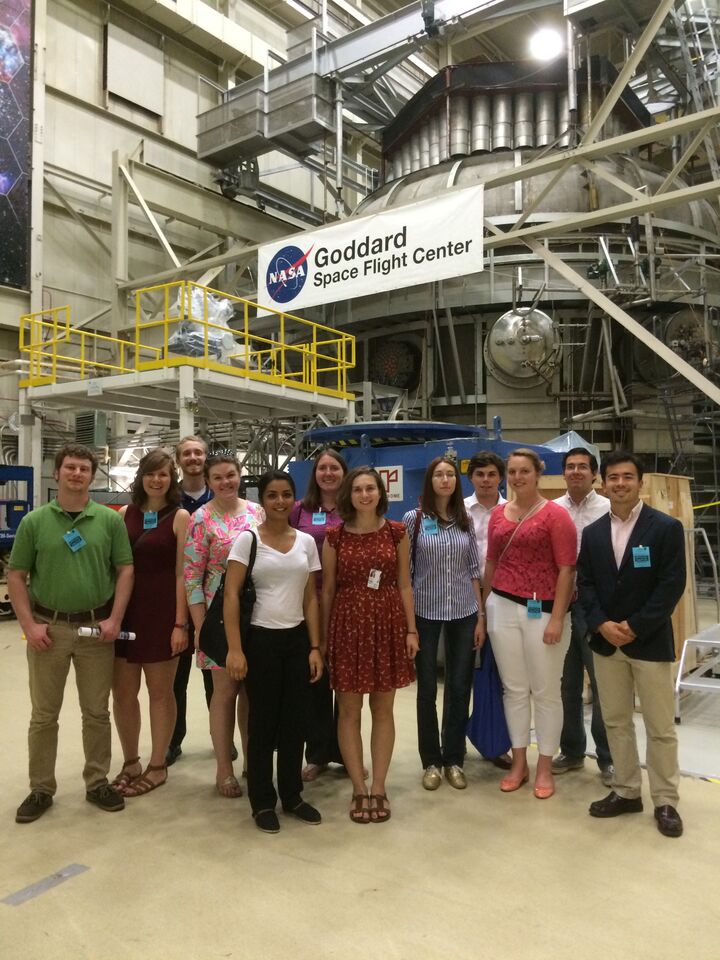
left=289, top=448, right=347, bottom=781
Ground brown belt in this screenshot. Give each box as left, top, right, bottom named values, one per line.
left=33, top=600, right=113, bottom=623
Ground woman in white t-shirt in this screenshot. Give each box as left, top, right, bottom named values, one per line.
left=224, top=470, right=324, bottom=834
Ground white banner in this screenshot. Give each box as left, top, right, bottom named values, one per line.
left=257, top=185, right=483, bottom=312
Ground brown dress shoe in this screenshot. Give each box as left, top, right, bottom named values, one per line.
left=654, top=805, right=683, bottom=837
left=589, top=791, right=643, bottom=818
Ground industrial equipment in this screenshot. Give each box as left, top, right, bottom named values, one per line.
left=0, top=466, right=33, bottom=616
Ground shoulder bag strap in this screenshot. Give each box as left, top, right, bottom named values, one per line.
left=245, top=530, right=258, bottom=578
left=410, top=508, right=422, bottom=578
left=496, top=500, right=545, bottom=566
left=130, top=505, right=176, bottom=553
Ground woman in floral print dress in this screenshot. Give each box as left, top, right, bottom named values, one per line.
left=322, top=467, right=418, bottom=825
left=184, top=454, right=262, bottom=797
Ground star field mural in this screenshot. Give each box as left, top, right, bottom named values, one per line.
left=0, top=0, right=31, bottom=291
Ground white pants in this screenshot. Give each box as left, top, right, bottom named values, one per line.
left=486, top=592, right=571, bottom=756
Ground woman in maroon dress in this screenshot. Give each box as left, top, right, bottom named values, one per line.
left=322, top=467, right=418, bottom=824
left=111, top=449, right=190, bottom=796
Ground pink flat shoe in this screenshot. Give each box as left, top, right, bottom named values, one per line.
left=499, top=771, right=529, bottom=792
left=534, top=783, right=555, bottom=800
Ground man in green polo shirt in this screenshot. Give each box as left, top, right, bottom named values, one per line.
left=8, top=443, right=134, bottom=823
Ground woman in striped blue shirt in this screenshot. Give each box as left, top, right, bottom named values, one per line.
left=403, top=456, right=483, bottom=791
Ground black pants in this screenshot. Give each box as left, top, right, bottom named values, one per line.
left=245, top=623, right=311, bottom=813
left=305, top=671, right=342, bottom=766
left=169, top=633, right=214, bottom=751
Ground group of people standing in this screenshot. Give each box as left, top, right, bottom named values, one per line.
left=9, top=438, right=687, bottom=839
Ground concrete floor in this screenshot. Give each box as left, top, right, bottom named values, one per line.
left=1, top=616, right=718, bottom=960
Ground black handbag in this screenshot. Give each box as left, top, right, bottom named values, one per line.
left=198, top=531, right=257, bottom=668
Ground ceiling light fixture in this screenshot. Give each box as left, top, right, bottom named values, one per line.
left=529, top=28, right=564, bottom=61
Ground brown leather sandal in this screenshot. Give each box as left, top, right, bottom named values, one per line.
left=124, top=763, right=167, bottom=797
left=112, top=757, right=141, bottom=794
left=369, top=794, right=391, bottom=823
left=349, top=793, right=370, bottom=824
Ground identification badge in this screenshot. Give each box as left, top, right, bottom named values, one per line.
left=367, top=569, right=382, bottom=590
left=527, top=598, right=542, bottom=620
left=421, top=516, right=439, bottom=535
left=632, top=545, right=651, bottom=568
left=64, top=528, right=87, bottom=553
left=312, top=511, right=327, bottom=526
left=143, top=511, right=158, bottom=529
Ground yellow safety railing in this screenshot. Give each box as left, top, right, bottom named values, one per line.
left=18, top=283, right=355, bottom=400
left=135, top=281, right=355, bottom=399
left=18, top=306, right=161, bottom=387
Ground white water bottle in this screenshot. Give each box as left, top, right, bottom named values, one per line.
left=77, top=626, right=136, bottom=641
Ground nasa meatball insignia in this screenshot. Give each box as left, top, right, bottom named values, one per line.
left=266, top=244, right=313, bottom=304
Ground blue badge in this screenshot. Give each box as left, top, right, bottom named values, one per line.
left=143, top=511, right=158, bottom=529
left=632, top=545, right=651, bottom=568
left=527, top=599, right=543, bottom=620
left=311, top=511, right=327, bottom=526
left=422, top=516, right=439, bottom=535
left=64, top=528, right=87, bottom=553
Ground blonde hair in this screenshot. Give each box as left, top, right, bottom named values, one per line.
left=507, top=447, right=545, bottom=475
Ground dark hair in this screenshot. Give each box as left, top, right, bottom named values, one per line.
left=507, top=447, right=545, bottom=475
left=176, top=435, right=208, bottom=458
left=301, top=448, right=347, bottom=511
left=562, top=446, right=598, bottom=473
left=54, top=443, right=98, bottom=476
left=337, top=467, right=388, bottom=521
left=600, top=451, right=645, bottom=481
left=421, top=456, right=470, bottom=530
left=130, top=448, right=181, bottom=508
left=258, top=470, right=296, bottom=502
left=466, top=450, right=505, bottom=480
left=204, top=453, right=241, bottom=480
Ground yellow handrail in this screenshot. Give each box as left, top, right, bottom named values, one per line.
left=19, top=282, right=355, bottom=401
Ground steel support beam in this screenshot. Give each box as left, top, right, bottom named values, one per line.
left=111, top=150, right=130, bottom=336
left=657, top=120, right=714, bottom=194
left=484, top=179, right=720, bottom=251
left=527, top=240, right=720, bottom=408
left=580, top=0, right=678, bottom=146
left=481, top=105, right=720, bottom=190
left=128, top=161, right=296, bottom=242
left=119, top=165, right=182, bottom=269
left=44, top=176, right=111, bottom=257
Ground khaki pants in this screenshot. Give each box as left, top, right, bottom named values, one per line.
left=27, top=617, right=114, bottom=794
left=593, top=648, right=679, bottom=808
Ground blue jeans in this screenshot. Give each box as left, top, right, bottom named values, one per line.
left=415, top=614, right=476, bottom=768
left=559, top=604, right=612, bottom=768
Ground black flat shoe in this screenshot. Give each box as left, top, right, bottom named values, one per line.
left=589, top=791, right=643, bottom=818
left=282, top=801, right=321, bottom=824
left=165, top=744, right=182, bottom=767
left=254, top=809, right=280, bottom=833
left=654, top=804, right=683, bottom=837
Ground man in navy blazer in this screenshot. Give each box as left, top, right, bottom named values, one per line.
left=577, top=452, right=686, bottom=838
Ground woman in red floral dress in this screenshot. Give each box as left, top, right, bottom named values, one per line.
left=322, top=467, right=418, bottom=824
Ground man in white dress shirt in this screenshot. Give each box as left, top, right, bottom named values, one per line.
left=463, top=451, right=511, bottom=769
left=553, top=447, right=614, bottom=785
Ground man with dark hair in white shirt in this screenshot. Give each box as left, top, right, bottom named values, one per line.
left=553, top=447, right=613, bottom=786
left=463, top=451, right=512, bottom=771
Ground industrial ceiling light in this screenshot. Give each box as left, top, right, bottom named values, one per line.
left=529, top=27, right=564, bottom=61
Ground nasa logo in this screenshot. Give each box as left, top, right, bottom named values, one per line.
left=265, top=244, right=313, bottom=304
